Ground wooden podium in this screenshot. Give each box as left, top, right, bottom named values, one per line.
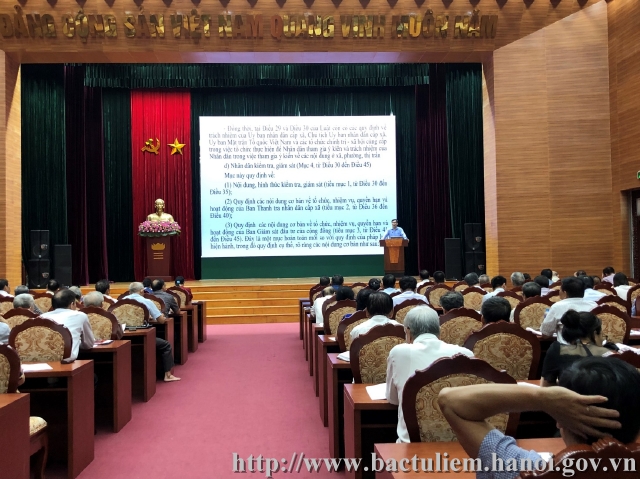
left=380, top=239, right=409, bottom=275
left=145, top=236, right=172, bottom=281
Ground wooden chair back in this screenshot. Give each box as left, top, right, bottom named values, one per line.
left=9, top=317, right=72, bottom=362
left=546, top=290, right=560, bottom=303
left=606, top=350, right=640, bottom=369
left=416, top=282, right=434, bottom=295
left=393, top=298, right=429, bottom=325
left=324, top=299, right=356, bottom=336
left=143, top=293, right=166, bottom=315
left=336, top=310, right=368, bottom=352
left=117, top=291, right=130, bottom=300
left=627, top=284, right=640, bottom=310
left=594, top=283, right=616, bottom=296
left=166, top=290, right=182, bottom=308
left=464, top=321, right=541, bottom=380
left=439, top=307, right=483, bottom=346
left=1, top=308, right=38, bottom=329
left=350, top=323, right=405, bottom=383
left=81, top=306, right=121, bottom=340
left=590, top=305, right=630, bottom=344
left=549, top=281, right=562, bottom=291
left=513, top=296, right=553, bottom=330
left=452, top=281, right=468, bottom=292
left=462, top=288, right=486, bottom=311
left=350, top=283, right=367, bottom=296
left=496, top=290, right=523, bottom=309
left=320, top=295, right=337, bottom=319
left=109, top=299, right=150, bottom=327
left=168, top=286, right=191, bottom=307
left=596, top=295, right=631, bottom=316
left=389, top=291, right=401, bottom=299
left=309, top=284, right=324, bottom=303
left=102, top=296, right=116, bottom=311
left=511, top=286, right=523, bottom=297
left=402, top=354, right=517, bottom=443
left=518, top=438, right=640, bottom=479
left=32, top=294, right=52, bottom=313
left=426, top=284, right=451, bottom=308
left=0, top=297, right=13, bottom=316
left=0, top=343, right=21, bottom=393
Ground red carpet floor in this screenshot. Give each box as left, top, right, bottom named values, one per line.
left=52, top=323, right=345, bottom=479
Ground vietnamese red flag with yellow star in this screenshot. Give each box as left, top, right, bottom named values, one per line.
left=130, top=90, right=194, bottom=280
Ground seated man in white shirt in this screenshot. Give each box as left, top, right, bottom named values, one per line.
left=392, top=276, right=428, bottom=307
left=350, top=292, right=401, bottom=341
left=481, top=297, right=511, bottom=324
left=464, top=273, right=484, bottom=291
left=534, top=275, right=550, bottom=296
left=95, top=279, right=116, bottom=301
left=123, top=282, right=180, bottom=382
left=540, top=277, right=597, bottom=342
left=311, top=286, right=334, bottom=324
left=46, top=279, right=61, bottom=296
left=438, top=356, right=637, bottom=479
left=509, top=282, right=541, bottom=321
left=0, top=278, right=13, bottom=298
left=386, top=306, right=474, bottom=443
left=41, top=289, right=96, bottom=361
left=83, top=291, right=124, bottom=339
left=433, top=271, right=446, bottom=285
left=416, top=270, right=430, bottom=289
left=13, top=286, right=43, bottom=314
left=540, top=268, right=553, bottom=286
left=13, top=293, right=37, bottom=313
left=510, top=272, right=525, bottom=289
left=482, top=276, right=507, bottom=303
left=381, top=274, right=399, bottom=295
left=439, top=291, right=464, bottom=313
left=613, top=272, right=631, bottom=301
left=602, top=266, right=616, bottom=284
left=580, top=275, right=606, bottom=302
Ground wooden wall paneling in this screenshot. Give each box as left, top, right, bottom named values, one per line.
left=491, top=29, right=551, bottom=278
left=608, top=0, right=640, bottom=273
left=0, top=53, right=21, bottom=287
left=482, top=58, right=499, bottom=276
left=546, top=0, right=612, bottom=277
left=488, top=1, right=612, bottom=279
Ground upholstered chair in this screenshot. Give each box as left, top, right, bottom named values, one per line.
left=350, top=323, right=405, bottom=383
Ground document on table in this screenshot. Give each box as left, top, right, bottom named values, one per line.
left=366, top=383, right=387, bottom=401
left=22, top=363, right=53, bottom=372
left=337, top=351, right=350, bottom=362
left=630, top=329, right=640, bottom=337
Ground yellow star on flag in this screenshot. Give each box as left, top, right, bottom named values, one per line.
left=168, top=138, right=186, bottom=155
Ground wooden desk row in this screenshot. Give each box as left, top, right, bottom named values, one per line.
left=0, top=301, right=208, bottom=479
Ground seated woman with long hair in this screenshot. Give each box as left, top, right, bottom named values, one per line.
left=540, top=310, right=616, bottom=387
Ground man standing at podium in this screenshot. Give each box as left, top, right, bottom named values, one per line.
left=382, top=219, right=408, bottom=240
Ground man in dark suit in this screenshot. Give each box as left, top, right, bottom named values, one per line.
left=151, top=279, right=180, bottom=316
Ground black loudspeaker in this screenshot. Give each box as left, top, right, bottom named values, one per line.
left=54, top=245, right=72, bottom=287
left=464, top=223, right=484, bottom=252
left=27, top=259, right=50, bottom=288
left=30, top=230, right=50, bottom=259
left=444, top=238, right=463, bottom=281
left=465, top=251, right=486, bottom=276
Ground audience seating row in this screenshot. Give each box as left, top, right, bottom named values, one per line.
left=0, top=285, right=208, bottom=479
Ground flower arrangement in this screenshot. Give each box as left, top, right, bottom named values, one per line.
left=138, top=221, right=181, bottom=237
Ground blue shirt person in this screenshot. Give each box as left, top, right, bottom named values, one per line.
left=382, top=219, right=408, bottom=240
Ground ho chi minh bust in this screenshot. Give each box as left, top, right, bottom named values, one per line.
left=147, top=199, right=175, bottom=223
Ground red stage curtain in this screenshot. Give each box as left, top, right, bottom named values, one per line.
left=130, top=90, right=194, bottom=280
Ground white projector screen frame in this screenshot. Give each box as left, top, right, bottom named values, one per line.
left=200, top=115, right=397, bottom=258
